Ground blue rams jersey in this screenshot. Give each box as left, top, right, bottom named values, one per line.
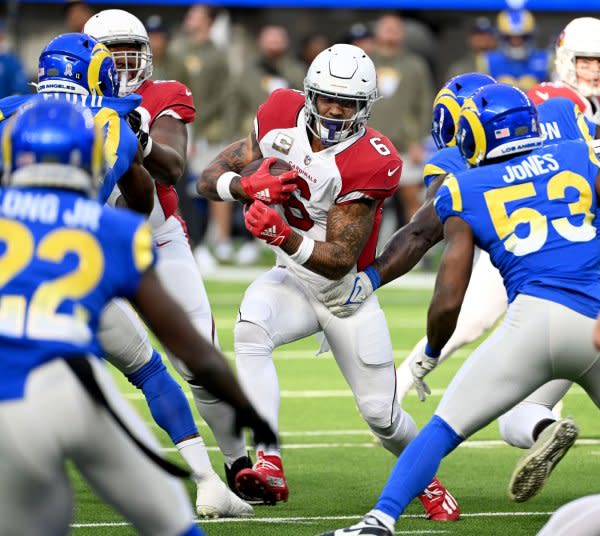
left=435, top=140, right=600, bottom=318
left=422, top=97, right=595, bottom=189
left=480, top=49, right=551, bottom=90
left=0, top=187, right=155, bottom=401
left=0, top=93, right=141, bottom=203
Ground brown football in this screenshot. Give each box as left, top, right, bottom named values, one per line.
left=240, top=157, right=293, bottom=177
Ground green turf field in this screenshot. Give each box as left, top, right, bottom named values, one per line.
left=70, top=279, right=600, bottom=535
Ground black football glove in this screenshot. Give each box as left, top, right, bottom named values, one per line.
left=127, top=109, right=151, bottom=155
left=234, top=405, right=278, bottom=448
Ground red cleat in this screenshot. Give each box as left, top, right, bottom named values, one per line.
left=417, top=477, right=460, bottom=521
left=235, top=450, right=289, bottom=505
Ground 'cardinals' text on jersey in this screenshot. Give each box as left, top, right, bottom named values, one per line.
left=254, top=89, right=401, bottom=287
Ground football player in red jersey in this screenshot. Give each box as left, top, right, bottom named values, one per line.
left=196, top=44, right=460, bottom=520
left=528, top=17, right=600, bottom=127
left=83, top=10, right=254, bottom=518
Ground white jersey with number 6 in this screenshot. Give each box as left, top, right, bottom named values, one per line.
left=254, top=89, right=402, bottom=290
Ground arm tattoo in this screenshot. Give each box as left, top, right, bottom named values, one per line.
left=197, top=131, right=262, bottom=200
left=283, top=201, right=376, bottom=280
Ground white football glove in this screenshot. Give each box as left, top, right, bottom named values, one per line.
left=318, top=270, right=376, bottom=318
left=410, top=347, right=439, bottom=402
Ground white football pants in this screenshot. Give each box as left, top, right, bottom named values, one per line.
left=435, top=294, right=600, bottom=439
left=0, top=358, right=195, bottom=536
left=98, top=215, right=245, bottom=463
left=397, top=250, right=572, bottom=448
left=396, top=248, right=507, bottom=400
left=234, top=266, right=418, bottom=457
left=537, top=494, right=600, bottom=536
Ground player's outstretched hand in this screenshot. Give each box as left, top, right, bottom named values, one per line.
left=241, top=157, right=298, bottom=204
left=244, top=200, right=291, bottom=246
left=318, top=271, right=374, bottom=318
left=234, top=405, right=278, bottom=449
left=410, top=348, right=439, bottom=402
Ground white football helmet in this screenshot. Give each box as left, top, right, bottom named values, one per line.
left=83, top=9, right=152, bottom=96
left=555, top=17, right=600, bottom=97
left=304, top=44, right=378, bottom=146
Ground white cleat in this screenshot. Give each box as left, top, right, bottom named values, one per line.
left=195, top=472, right=254, bottom=518
left=508, top=417, right=579, bottom=502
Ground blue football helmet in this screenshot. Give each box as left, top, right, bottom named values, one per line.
left=2, top=98, right=104, bottom=194
left=456, top=83, right=543, bottom=166
left=431, top=72, right=497, bottom=150
left=37, top=32, right=119, bottom=97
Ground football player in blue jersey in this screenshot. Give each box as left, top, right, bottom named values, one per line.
left=0, top=32, right=153, bottom=213
left=0, top=32, right=252, bottom=519
left=319, top=83, right=600, bottom=536
left=319, top=72, right=596, bottom=504
left=0, top=98, right=275, bottom=536
left=479, top=8, right=551, bottom=91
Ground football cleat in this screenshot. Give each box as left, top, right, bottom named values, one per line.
left=224, top=454, right=263, bottom=504
left=417, top=477, right=460, bottom=521
left=508, top=417, right=579, bottom=502
left=235, top=450, right=289, bottom=505
left=195, top=471, right=254, bottom=518
left=317, top=515, right=392, bottom=536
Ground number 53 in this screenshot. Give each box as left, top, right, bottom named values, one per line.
left=484, top=171, right=595, bottom=256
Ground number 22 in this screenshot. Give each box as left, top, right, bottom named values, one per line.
left=0, top=219, right=104, bottom=342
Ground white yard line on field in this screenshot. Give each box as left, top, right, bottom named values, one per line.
left=71, top=510, right=552, bottom=529
left=156, top=437, right=600, bottom=453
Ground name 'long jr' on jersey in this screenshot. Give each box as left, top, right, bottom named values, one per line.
left=0, top=187, right=155, bottom=401
left=254, top=89, right=401, bottom=288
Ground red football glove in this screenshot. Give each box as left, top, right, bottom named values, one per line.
left=244, top=200, right=291, bottom=246
left=240, top=157, right=298, bottom=204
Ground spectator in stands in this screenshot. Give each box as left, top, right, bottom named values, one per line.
left=298, top=33, right=330, bottom=69
left=145, top=15, right=187, bottom=82
left=0, top=19, right=29, bottom=97
left=445, top=16, right=498, bottom=80
left=64, top=0, right=94, bottom=33
left=343, top=22, right=376, bottom=56
left=171, top=5, right=233, bottom=269
left=369, top=12, right=434, bottom=225
left=480, top=8, right=551, bottom=90
left=225, top=24, right=304, bottom=265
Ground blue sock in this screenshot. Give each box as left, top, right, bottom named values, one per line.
left=375, top=415, right=463, bottom=520
left=179, top=523, right=204, bottom=535
left=128, top=350, right=198, bottom=444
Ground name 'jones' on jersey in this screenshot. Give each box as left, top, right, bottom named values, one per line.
left=254, top=89, right=401, bottom=271
left=435, top=139, right=600, bottom=319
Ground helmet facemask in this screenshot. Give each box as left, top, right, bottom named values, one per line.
left=304, top=87, right=374, bottom=147
left=555, top=18, right=600, bottom=98
left=104, top=40, right=152, bottom=96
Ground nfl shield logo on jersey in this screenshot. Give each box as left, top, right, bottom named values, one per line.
left=304, top=154, right=312, bottom=166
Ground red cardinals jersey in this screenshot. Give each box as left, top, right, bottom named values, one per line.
left=136, top=79, right=195, bottom=228
left=254, top=88, right=401, bottom=282
left=528, top=81, right=591, bottom=116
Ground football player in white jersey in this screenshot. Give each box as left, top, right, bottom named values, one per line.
left=529, top=17, right=600, bottom=126
left=83, top=9, right=253, bottom=518
left=196, top=44, right=460, bottom=520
